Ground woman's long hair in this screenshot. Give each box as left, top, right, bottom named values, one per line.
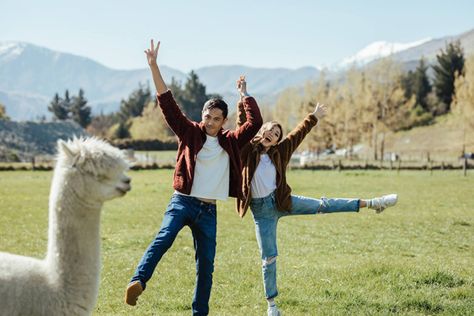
left=251, top=121, right=283, bottom=150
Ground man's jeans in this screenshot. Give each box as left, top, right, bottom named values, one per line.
left=130, top=194, right=217, bottom=316
left=250, top=192, right=360, bottom=299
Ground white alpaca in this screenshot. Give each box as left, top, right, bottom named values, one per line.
left=0, top=137, right=131, bottom=316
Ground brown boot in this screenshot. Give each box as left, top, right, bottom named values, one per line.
left=125, top=281, right=143, bottom=306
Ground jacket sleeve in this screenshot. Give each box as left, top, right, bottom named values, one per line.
left=156, top=90, right=194, bottom=139
left=230, top=96, right=263, bottom=149
left=278, top=114, right=318, bottom=164
left=236, top=100, right=247, bottom=129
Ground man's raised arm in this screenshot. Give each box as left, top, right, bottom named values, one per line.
left=145, top=39, right=192, bottom=138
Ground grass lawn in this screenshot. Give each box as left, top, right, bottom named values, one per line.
left=0, top=170, right=473, bottom=315
left=133, top=150, right=177, bottom=165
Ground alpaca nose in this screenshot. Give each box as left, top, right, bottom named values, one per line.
left=124, top=177, right=131, bottom=184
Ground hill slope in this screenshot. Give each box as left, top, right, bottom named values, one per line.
left=384, top=113, right=474, bottom=161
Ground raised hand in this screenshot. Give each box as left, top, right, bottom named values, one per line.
left=236, top=75, right=248, bottom=98
left=312, top=102, right=327, bottom=120
left=144, top=39, right=167, bottom=94
left=144, top=39, right=160, bottom=67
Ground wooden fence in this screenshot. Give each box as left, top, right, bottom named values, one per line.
left=1, top=157, right=471, bottom=176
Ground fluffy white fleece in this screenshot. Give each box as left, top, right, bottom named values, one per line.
left=0, top=137, right=131, bottom=316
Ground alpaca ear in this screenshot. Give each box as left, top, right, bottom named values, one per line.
left=58, top=139, right=74, bottom=158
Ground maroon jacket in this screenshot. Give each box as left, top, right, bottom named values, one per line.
left=157, top=90, right=263, bottom=199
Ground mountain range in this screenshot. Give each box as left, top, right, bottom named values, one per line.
left=1, top=28, right=473, bottom=121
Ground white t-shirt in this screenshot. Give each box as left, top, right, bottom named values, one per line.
left=251, top=153, right=277, bottom=198
left=178, top=134, right=230, bottom=201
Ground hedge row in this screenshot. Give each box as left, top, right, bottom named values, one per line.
left=110, top=139, right=178, bottom=151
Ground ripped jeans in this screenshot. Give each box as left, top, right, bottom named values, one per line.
left=250, top=192, right=360, bottom=299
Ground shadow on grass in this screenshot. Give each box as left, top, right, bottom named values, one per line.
left=415, top=271, right=465, bottom=288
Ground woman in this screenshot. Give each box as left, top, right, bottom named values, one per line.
left=235, top=77, right=398, bottom=316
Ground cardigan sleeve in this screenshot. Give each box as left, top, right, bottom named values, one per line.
left=229, top=96, right=263, bottom=149
left=156, top=90, right=194, bottom=139
left=278, top=114, right=318, bottom=165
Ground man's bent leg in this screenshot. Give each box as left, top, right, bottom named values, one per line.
left=130, top=195, right=188, bottom=290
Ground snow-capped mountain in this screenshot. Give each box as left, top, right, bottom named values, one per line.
left=1, top=26, right=474, bottom=121
left=0, top=42, right=320, bottom=121
left=339, top=38, right=432, bottom=68
left=0, top=41, right=27, bottom=61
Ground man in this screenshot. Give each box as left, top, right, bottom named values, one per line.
left=125, top=39, right=262, bottom=316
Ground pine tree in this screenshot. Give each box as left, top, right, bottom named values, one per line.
left=70, top=89, right=92, bottom=128
left=118, top=84, right=151, bottom=122
left=164, top=72, right=219, bottom=122
left=412, top=58, right=432, bottom=112
left=115, top=121, right=131, bottom=139
left=181, top=71, right=209, bottom=121
left=400, top=70, right=415, bottom=100
left=432, top=41, right=465, bottom=113
left=169, top=77, right=185, bottom=103
left=62, top=90, right=72, bottom=118
left=48, top=93, right=68, bottom=120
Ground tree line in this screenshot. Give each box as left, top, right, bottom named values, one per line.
left=87, top=70, right=220, bottom=140
left=43, top=69, right=218, bottom=141
left=2, top=40, right=472, bottom=157
left=272, top=41, right=469, bottom=160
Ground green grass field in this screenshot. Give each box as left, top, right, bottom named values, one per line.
left=0, top=170, right=473, bottom=315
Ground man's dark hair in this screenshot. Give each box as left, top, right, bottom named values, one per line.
left=202, top=98, right=228, bottom=119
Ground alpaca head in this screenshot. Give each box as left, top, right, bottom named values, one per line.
left=56, top=137, right=131, bottom=203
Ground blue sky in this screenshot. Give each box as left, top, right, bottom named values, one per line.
left=2, top=0, right=473, bottom=71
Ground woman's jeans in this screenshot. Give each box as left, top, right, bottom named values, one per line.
left=130, top=194, right=217, bottom=316
left=250, top=192, right=360, bottom=299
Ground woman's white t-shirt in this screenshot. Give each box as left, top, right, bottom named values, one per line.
left=251, top=153, right=277, bottom=198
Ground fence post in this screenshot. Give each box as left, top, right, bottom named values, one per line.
left=397, top=159, right=401, bottom=174
left=463, top=157, right=468, bottom=176
left=338, top=159, right=342, bottom=172
left=31, top=156, right=36, bottom=171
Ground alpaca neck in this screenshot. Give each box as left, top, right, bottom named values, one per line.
left=46, top=168, right=103, bottom=305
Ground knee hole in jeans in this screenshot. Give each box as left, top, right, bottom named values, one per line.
left=262, top=256, right=277, bottom=267
left=317, top=197, right=329, bottom=213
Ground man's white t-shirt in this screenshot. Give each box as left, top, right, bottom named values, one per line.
left=177, top=134, right=229, bottom=201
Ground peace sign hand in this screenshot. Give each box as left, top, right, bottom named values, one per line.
left=144, top=39, right=160, bottom=67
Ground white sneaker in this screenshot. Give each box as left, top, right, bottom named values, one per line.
left=370, top=194, right=398, bottom=213
left=267, top=305, right=281, bottom=316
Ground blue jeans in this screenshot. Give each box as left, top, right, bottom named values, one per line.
left=130, top=194, right=217, bottom=316
left=250, top=192, right=360, bottom=299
